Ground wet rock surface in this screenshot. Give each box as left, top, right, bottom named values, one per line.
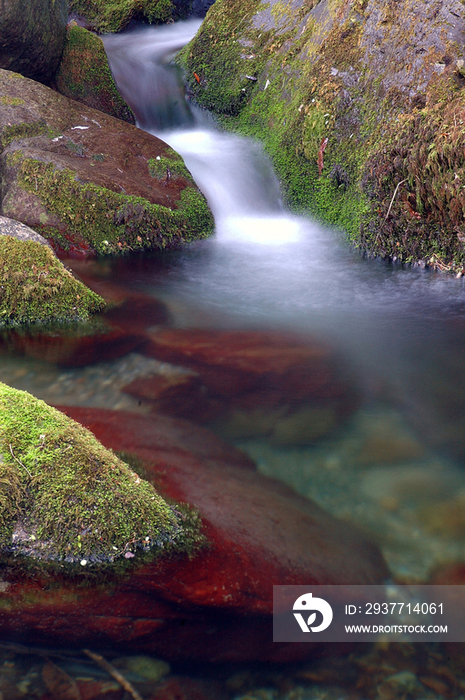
left=0, top=406, right=388, bottom=662
left=127, top=328, right=360, bottom=444
left=0, top=69, right=213, bottom=258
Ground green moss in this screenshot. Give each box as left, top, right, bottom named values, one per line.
left=0, top=96, right=24, bottom=106
left=0, top=384, right=206, bottom=568
left=16, top=158, right=214, bottom=255
left=179, top=0, right=465, bottom=271
left=0, top=236, right=105, bottom=327
left=148, top=149, right=191, bottom=180
left=54, top=26, right=135, bottom=123
left=1, top=121, right=48, bottom=149
left=69, top=0, right=174, bottom=33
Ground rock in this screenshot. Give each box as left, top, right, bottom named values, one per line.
left=0, top=384, right=196, bottom=564
left=0, top=69, right=213, bottom=257
left=54, top=25, right=135, bottom=124
left=69, top=0, right=174, bottom=33
left=0, top=0, right=67, bottom=84
left=127, top=328, right=359, bottom=444
left=0, top=214, right=53, bottom=249
left=179, top=0, right=465, bottom=272
left=0, top=404, right=389, bottom=662
left=0, top=272, right=168, bottom=365
left=0, top=235, right=104, bottom=327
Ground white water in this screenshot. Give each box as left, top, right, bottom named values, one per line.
left=103, top=22, right=465, bottom=451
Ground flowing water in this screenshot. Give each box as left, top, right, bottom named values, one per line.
left=2, top=19, right=465, bottom=691
left=101, top=21, right=465, bottom=580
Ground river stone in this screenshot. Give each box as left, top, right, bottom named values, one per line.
left=130, top=328, right=359, bottom=445
left=54, top=25, right=135, bottom=124
left=0, top=0, right=68, bottom=84
left=0, top=235, right=105, bottom=327
left=0, top=404, right=388, bottom=662
left=0, top=69, right=213, bottom=257
left=0, top=215, right=53, bottom=249
left=179, top=0, right=465, bottom=272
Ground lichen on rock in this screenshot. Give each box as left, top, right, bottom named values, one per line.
left=0, top=383, right=202, bottom=567
left=0, top=235, right=105, bottom=327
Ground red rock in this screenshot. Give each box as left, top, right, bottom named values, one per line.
left=0, top=407, right=388, bottom=662
left=2, top=325, right=145, bottom=367
left=131, top=328, right=360, bottom=443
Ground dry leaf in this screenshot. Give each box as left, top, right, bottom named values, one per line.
left=42, top=660, right=81, bottom=700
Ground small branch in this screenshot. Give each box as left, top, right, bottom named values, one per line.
left=83, top=649, right=144, bottom=700
left=384, top=179, right=407, bottom=221
left=9, top=445, right=32, bottom=478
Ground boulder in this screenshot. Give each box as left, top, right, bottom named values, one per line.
left=0, top=405, right=389, bottom=662
left=69, top=0, right=174, bottom=33
left=0, top=269, right=168, bottom=365
left=54, top=25, right=135, bottom=124
left=179, top=0, right=465, bottom=272
left=0, top=69, right=213, bottom=257
left=126, top=328, right=359, bottom=444
left=0, top=385, right=197, bottom=565
left=0, top=234, right=104, bottom=327
left=0, top=0, right=67, bottom=85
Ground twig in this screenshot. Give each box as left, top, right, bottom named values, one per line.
left=9, top=445, right=32, bottom=478
left=83, top=649, right=143, bottom=700
left=384, top=179, right=407, bottom=221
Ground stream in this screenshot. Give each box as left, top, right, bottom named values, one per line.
left=2, top=18, right=465, bottom=675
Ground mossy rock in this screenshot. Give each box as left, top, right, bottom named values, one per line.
left=54, top=25, right=135, bottom=124
left=70, top=0, right=174, bottom=33
left=0, top=69, right=214, bottom=256
left=179, top=0, right=465, bottom=272
left=0, top=235, right=105, bottom=327
left=0, top=383, right=202, bottom=566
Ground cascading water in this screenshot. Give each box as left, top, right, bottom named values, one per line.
left=102, top=21, right=465, bottom=580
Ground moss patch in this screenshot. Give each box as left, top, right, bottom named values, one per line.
left=0, top=236, right=105, bottom=327
left=16, top=157, right=213, bottom=255
left=178, top=0, right=465, bottom=272
left=0, top=384, right=205, bottom=567
left=70, top=0, right=174, bottom=33
left=54, top=26, right=135, bottom=123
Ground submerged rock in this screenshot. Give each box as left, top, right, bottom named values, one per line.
left=0, top=235, right=104, bottom=327
left=0, top=69, right=213, bottom=257
left=179, top=0, right=465, bottom=272
left=0, top=0, right=67, bottom=84
left=54, top=25, right=135, bottom=124
left=0, top=405, right=388, bottom=662
left=0, top=384, right=198, bottom=564
left=126, top=328, right=359, bottom=445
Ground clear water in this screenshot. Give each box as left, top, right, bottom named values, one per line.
left=2, top=19, right=465, bottom=688
left=102, top=22, right=465, bottom=582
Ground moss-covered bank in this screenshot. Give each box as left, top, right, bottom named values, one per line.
left=0, top=236, right=104, bottom=327
left=54, top=25, right=135, bottom=123
left=179, top=0, right=465, bottom=272
left=0, top=383, right=204, bottom=568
